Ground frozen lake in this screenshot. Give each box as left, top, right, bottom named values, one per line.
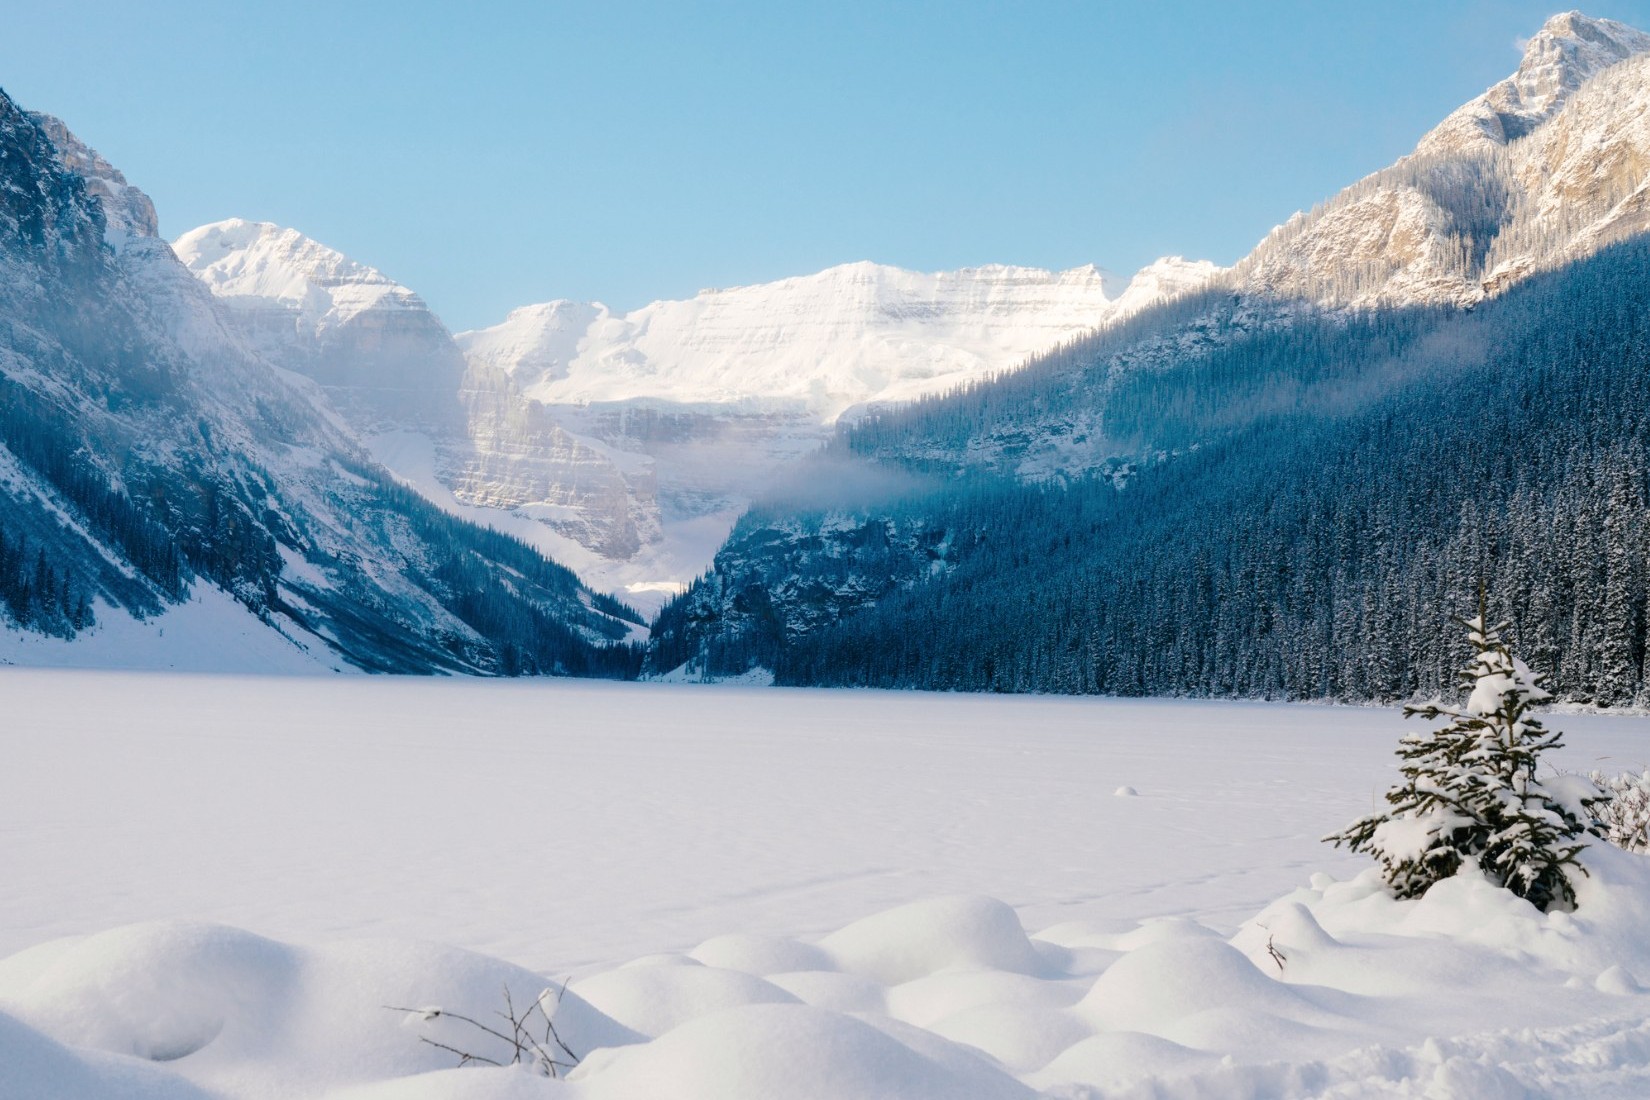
left=9, top=669, right=1650, bottom=1098
left=6, top=669, right=1647, bottom=973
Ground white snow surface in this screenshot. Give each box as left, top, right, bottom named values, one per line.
left=6, top=673, right=1650, bottom=1098
left=0, top=587, right=346, bottom=674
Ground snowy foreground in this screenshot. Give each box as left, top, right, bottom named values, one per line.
left=5, top=672, right=1650, bottom=1098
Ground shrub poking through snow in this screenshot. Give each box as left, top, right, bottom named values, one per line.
left=386, top=985, right=580, bottom=1077
left=1589, top=768, right=1650, bottom=853
left=1327, top=602, right=1601, bottom=912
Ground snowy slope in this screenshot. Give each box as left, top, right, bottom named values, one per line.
left=1416, top=11, right=1650, bottom=157
left=0, top=584, right=347, bottom=674
left=174, top=219, right=427, bottom=326
left=460, top=258, right=1216, bottom=418
left=5, top=673, right=1650, bottom=1096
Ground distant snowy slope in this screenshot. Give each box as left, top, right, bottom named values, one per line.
left=460, top=258, right=1217, bottom=418
left=458, top=298, right=604, bottom=389
left=1416, top=11, right=1650, bottom=157
left=174, top=218, right=421, bottom=322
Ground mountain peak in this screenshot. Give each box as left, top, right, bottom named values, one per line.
left=172, top=219, right=428, bottom=328
left=1416, top=10, right=1650, bottom=156
left=1538, top=10, right=1630, bottom=43
left=1513, top=11, right=1650, bottom=111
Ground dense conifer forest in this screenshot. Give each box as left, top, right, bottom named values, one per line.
left=652, top=236, right=1650, bottom=704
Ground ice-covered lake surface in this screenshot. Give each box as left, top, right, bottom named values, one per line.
left=5, top=669, right=1650, bottom=1098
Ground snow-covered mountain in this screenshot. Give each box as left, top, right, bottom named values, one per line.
left=460, top=259, right=1215, bottom=415
left=456, top=258, right=1219, bottom=604
left=1235, top=11, right=1650, bottom=307
left=0, top=95, right=640, bottom=673
left=885, top=9, right=1650, bottom=484
left=172, top=219, right=465, bottom=432
left=165, top=11, right=1650, bottom=627
left=175, top=217, right=1218, bottom=607
left=652, top=10, right=1650, bottom=689
left=1416, top=11, right=1650, bottom=157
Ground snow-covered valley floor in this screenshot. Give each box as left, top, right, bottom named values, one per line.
left=5, top=670, right=1650, bottom=1098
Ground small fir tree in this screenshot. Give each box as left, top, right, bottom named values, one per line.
left=1327, top=595, right=1601, bottom=912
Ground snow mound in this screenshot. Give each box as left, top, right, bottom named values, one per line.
left=564, top=1003, right=1034, bottom=1100
left=819, top=895, right=1049, bottom=985
left=688, top=933, right=833, bottom=976
left=0, top=1009, right=214, bottom=1100
left=569, top=960, right=799, bottom=1039
left=10, top=848, right=1650, bottom=1097
left=0, top=921, right=635, bottom=1098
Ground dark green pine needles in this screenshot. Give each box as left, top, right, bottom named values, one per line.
left=1328, top=601, right=1602, bottom=912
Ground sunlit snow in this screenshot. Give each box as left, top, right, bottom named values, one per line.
left=6, top=672, right=1650, bottom=1097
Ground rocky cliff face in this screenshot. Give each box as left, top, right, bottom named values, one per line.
left=25, top=112, right=158, bottom=244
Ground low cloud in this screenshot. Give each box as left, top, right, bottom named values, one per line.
left=754, top=451, right=934, bottom=514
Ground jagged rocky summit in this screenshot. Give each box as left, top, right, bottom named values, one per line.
left=1236, top=11, right=1650, bottom=307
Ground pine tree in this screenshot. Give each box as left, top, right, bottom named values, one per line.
left=1326, top=594, right=1601, bottom=912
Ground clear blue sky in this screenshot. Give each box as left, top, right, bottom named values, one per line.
left=4, top=2, right=1649, bottom=330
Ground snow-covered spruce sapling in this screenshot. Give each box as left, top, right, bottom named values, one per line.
left=1326, top=602, right=1602, bottom=912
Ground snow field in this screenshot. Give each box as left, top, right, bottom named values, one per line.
left=0, top=588, right=344, bottom=675
left=5, top=671, right=1650, bottom=1097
